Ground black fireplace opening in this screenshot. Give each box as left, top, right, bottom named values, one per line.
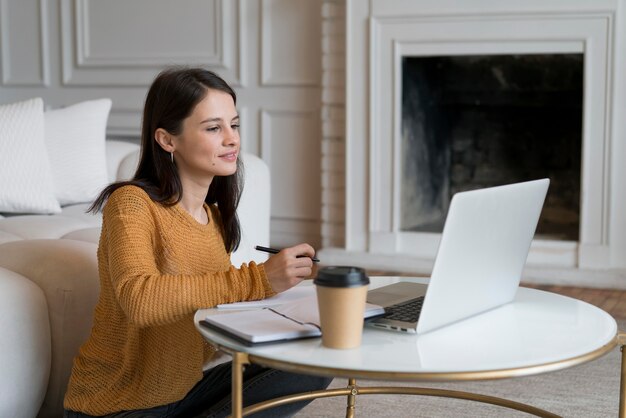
left=401, top=54, right=583, bottom=241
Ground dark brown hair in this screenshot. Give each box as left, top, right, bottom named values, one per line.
left=90, top=67, right=242, bottom=252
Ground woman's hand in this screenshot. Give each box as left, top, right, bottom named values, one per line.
left=262, top=243, right=316, bottom=293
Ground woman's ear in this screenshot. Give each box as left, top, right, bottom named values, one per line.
left=154, top=128, right=175, bottom=153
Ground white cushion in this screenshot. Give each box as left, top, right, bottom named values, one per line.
left=0, top=98, right=61, bottom=214
left=0, top=214, right=98, bottom=240
left=45, top=99, right=112, bottom=205
left=61, top=226, right=101, bottom=244
left=60, top=202, right=102, bottom=224
left=0, top=230, right=22, bottom=245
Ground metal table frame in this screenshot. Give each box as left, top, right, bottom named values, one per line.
left=210, top=333, right=625, bottom=418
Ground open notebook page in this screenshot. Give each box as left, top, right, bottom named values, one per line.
left=202, top=293, right=384, bottom=345
left=216, top=284, right=315, bottom=309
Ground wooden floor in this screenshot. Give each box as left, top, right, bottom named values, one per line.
left=366, top=270, right=626, bottom=320
left=522, top=283, right=626, bottom=320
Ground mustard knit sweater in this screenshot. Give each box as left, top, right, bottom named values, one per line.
left=64, top=185, right=274, bottom=415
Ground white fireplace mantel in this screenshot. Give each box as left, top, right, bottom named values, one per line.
left=319, top=0, right=626, bottom=288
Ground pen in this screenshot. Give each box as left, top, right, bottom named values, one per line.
left=255, top=245, right=320, bottom=263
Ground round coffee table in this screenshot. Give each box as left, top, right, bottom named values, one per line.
left=194, top=277, right=622, bottom=417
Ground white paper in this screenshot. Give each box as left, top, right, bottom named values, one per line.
left=273, top=297, right=385, bottom=324
left=217, top=285, right=315, bottom=309
left=204, top=308, right=321, bottom=343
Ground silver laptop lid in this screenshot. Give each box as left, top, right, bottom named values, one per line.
left=416, top=178, right=549, bottom=334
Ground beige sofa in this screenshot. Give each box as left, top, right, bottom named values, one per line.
left=0, top=140, right=271, bottom=418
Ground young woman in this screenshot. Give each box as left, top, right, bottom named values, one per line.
left=63, top=67, right=332, bottom=417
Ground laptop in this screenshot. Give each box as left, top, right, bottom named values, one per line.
left=366, top=178, right=549, bottom=334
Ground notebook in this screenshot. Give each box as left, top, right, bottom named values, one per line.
left=366, top=178, right=549, bottom=334
left=200, top=289, right=385, bottom=345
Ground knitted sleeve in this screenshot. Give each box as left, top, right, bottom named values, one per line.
left=102, top=186, right=275, bottom=327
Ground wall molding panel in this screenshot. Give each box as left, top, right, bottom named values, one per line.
left=61, top=0, right=241, bottom=86
left=261, top=109, right=321, bottom=229
left=261, top=0, right=321, bottom=86
left=0, top=0, right=49, bottom=86
left=107, top=108, right=143, bottom=137
left=0, top=0, right=323, bottom=247
left=271, top=218, right=322, bottom=249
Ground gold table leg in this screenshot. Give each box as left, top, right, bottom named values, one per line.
left=619, top=332, right=626, bottom=418
left=224, top=331, right=622, bottom=417
left=346, top=378, right=358, bottom=418
left=231, top=352, right=250, bottom=418
left=238, top=383, right=559, bottom=417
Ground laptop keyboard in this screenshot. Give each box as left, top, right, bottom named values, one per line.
left=384, top=296, right=425, bottom=322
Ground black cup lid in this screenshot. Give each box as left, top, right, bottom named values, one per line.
left=313, top=266, right=369, bottom=288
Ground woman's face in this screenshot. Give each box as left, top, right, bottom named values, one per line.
left=171, top=88, right=240, bottom=184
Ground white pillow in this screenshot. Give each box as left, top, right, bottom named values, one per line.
left=0, top=98, right=61, bottom=214
left=44, top=99, right=112, bottom=206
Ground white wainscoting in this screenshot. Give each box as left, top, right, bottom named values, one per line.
left=0, top=0, right=324, bottom=248
left=59, top=0, right=241, bottom=86
left=261, top=0, right=322, bottom=86
left=0, top=0, right=49, bottom=86
left=261, top=109, right=322, bottom=246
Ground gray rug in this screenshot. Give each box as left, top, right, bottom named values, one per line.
left=295, top=321, right=624, bottom=417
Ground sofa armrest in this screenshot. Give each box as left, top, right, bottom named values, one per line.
left=231, top=153, right=271, bottom=267
left=105, top=140, right=140, bottom=182
left=0, top=267, right=50, bottom=418
left=0, top=240, right=100, bottom=417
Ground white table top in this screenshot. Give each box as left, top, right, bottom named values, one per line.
left=194, top=277, right=618, bottom=381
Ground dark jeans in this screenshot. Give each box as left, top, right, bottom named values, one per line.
left=64, top=361, right=333, bottom=418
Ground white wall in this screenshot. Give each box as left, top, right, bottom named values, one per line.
left=320, top=0, right=626, bottom=289
left=0, top=0, right=323, bottom=248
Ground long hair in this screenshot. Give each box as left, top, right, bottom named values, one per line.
left=90, top=67, right=243, bottom=252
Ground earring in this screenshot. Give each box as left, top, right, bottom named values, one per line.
left=170, top=152, right=174, bottom=164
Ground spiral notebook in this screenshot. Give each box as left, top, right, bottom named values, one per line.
left=200, top=294, right=384, bottom=346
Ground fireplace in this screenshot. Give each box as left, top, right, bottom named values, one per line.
left=401, top=54, right=583, bottom=242
left=319, top=0, right=626, bottom=288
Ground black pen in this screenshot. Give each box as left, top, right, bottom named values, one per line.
left=255, top=245, right=320, bottom=263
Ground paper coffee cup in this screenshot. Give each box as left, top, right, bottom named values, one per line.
left=314, top=266, right=369, bottom=349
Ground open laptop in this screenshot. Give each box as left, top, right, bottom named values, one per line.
left=366, top=178, right=549, bottom=334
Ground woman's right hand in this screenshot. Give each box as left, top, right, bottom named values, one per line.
left=262, top=243, right=316, bottom=293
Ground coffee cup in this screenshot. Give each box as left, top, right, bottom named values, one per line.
left=313, top=266, right=370, bottom=349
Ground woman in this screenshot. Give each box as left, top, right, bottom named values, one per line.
left=63, top=67, right=332, bottom=417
